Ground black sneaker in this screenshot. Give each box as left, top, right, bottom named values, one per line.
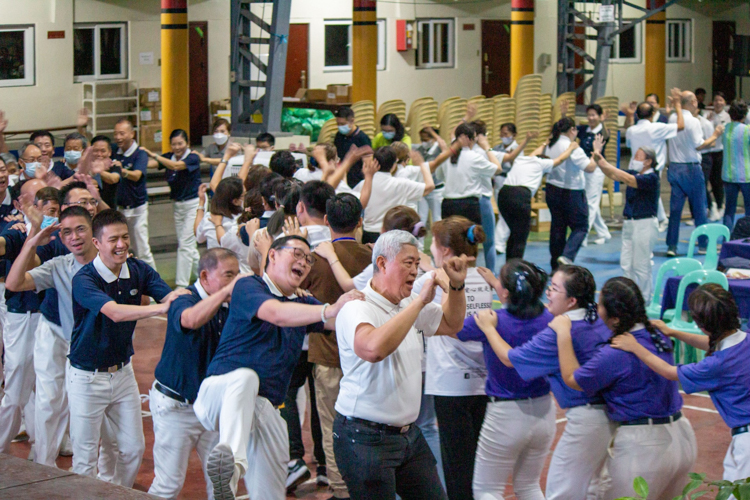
left=316, top=466, right=330, bottom=487
left=286, top=458, right=311, bottom=492
left=666, top=247, right=677, bottom=257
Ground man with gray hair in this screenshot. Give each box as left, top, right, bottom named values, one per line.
left=333, top=229, right=469, bottom=499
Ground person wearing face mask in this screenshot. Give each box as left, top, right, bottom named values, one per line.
left=49, top=132, right=88, bottom=185
left=29, top=130, right=60, bottom=180
left=333, top=106, right=372, bottom=189
left=15, top=142, right=44, bottom=183
left=576, top=105, right=612, bottom=247
left=199, top=119, right=240, bottom=182
left=413, top=127, right=447, bottom=228
left=0, top=153, right=19, bottom=186
left=372, top=113, right=411, bottom=150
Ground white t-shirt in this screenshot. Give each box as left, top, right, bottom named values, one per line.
left=335, top=280, right=443, bottom=426
left=472, top=144, right=496, bottom=197
left=625, top=119, right=679, bottom=172
left=358, top=172, right=425, bottom=232
left=393, top=163, right=423, bottom=183
left=220, top=223, right=252, bottom=274
left=415, top=268, right=492, bottom=396
left=352, top=264, right=374, bottom=291
left=440, top=147, right=501, bottom=199
left=293, top=167, right=323, bottom=183
left=707, top=109, right=730, bottom=153
left=545, top=135, right=590, bottom=190
left=668, top=110, right=704, bottom=164
left=504, top=156, right=555, bottom=196
left=195, top=211, right=220, bottom=249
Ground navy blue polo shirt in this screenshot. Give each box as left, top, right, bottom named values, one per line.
left=97, top=164, right=122, bottom=209
left=0, top=191, right=14, bottom=220
left=160, top=151, right=201, bottom=202
left=70, top=256, right=172, bottom=369
left=623, top=169, right=660, bottom=220
left=37, top=233, right=70, bottom=326
left=154, top=283, right=227, bottom=402
left=2, top=227, right=42, bottom=313
left=577, top=125, right=608, bottom=159
left=52, top=161, right=75, bottom=180
left=239, top=215, right=271, bottom=246
left=206, top=275, right=324, bottom=406
left=113, top=144, right=149, bottom=208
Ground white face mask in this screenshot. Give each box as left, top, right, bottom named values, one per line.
left=501, top=136, right=514, bottom=146
left=213, top=133, right=229, bottom=146
left=632, top=160, right=645, bottom=171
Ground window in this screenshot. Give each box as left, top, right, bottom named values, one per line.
left=0, top=26, right=35, bottom=87
left=667, top=19, right=691, bottom=62
left=416, top=19, right=454, bottom=69
left=610, top=21, right=641, bottom=64
left=74, top=23, right=127, bottom=82
left=323, top=19, right=386, bottom=71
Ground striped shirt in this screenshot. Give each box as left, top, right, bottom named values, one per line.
left=722, top=122, right=750, bottom=183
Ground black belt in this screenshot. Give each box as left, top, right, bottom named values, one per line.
left=620, top=411, right=682, bottom=426
left=434, top=183, right=445, bottom=189
left=732, top=425, right=750, bottom=437
left=155, top=381, right=191, bottom=404
left=338, top=413, right=413, bottom=434
left=489, top=395, right=544, bottom=403
left=120, top=202, right=145, bottom=210
left=70, top=359, right=130, bottom=374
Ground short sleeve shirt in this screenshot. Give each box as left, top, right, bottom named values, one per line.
left=52, top=161, right=76, bottom=180
left=360, top=172, right=425, bottom=232
left=505, top=156, right=555, bottom=196
left=1, top=227, right=42, bottom=313
left=625, top=120, right=678, bottom=171
left=668, top=111, right=704, bottom=164
left=114, top=142, right=149, bottom=208
left=623, top=169, right=659, bottom=219
left=163, top=150, right=202, bottom=201
left=545, top=135, right=590, bottom=190
left=28, top=253, right=84, bottom=342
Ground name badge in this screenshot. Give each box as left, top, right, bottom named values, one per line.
left=130, top=289, right=138, bottom=296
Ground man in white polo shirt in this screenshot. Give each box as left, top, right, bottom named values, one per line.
left=333, top=230, right=468, bottom=499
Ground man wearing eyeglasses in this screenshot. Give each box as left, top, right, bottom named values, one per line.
left=194, top=235, right=365, bottom=500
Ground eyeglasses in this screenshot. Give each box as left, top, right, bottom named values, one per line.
left=60, top=226, right=90, bottom=237
left=278, top=246, right=314, bottom=266
left=67, top=199, right=99, bottom=207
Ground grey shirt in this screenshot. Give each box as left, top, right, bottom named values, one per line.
left=203, top=142, right=226, bottom=159
left=29, top=254, right=84, bottom=342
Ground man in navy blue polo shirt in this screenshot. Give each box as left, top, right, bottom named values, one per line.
left=149, top=248, right=248, bottom=499
left=193, top=235, right=364, bottom=500
left=67, top=209, right=187, bottom=486
left=112, top=118, right=156, bottom=270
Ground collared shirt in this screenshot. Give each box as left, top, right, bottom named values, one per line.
left=154, top=282, right=228, bottom=402
left=668, top=110, right=704, bottom=164
left=545, top=135, right=591, bottom=190
left=722, top=122, right=750, bottom=183
left=70, top=256, right=173, bottom=369
left=205, top=274, right=323, bottom=406
left=358, top=172, right=425, bottom=232
left=574, top=327, right=682, bottom=422
left=113, top=141, right=149, bottom=208
left=440, top=147, right=501, bottom=200
left=1, top=227, right=44, bottom=313
left=577, top=123, right=608, bottom=158
left=678, top=330, right=750, bottom=429
left=29, top=253, right=85, bottom=342
left=52, top=160, right=75, bottom=180
left=707, top=110, right=730, bottom=153
left=335, top=280, right=443, bottom=426
left=504, top=156, right=555, bottom=196
left=0, top=190, right=13, bottom=220
left=626, top=119, right=679, bottom=171
left=300, top=224, right=331, bottom=249
left=162, top=149, right=202, bottom=201
left=492, top=140, right=520, bottom=175
left=623, top=168, right=659, bottom=219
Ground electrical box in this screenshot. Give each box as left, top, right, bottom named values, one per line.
left=396, top=20, right=416, bottom=51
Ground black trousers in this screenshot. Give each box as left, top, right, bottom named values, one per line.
left=546, top=184, right=589, bottom=269
left=333, top=413, right=448, bottom=500
left=280, top=350, right=325, bottom=466
left=362, top=230, right=380, bottom=244
left=434, top=395, right=488, bottom=500
left=497, top=185, right=533, bottom=260
left=441, top=197, right=482, bottom=225
left=707, top=151, right=725, bottom=207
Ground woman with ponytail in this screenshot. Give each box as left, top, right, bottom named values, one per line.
left=460, top=259, right=555, bottom=498
left=611, top=283, right=750, bottom=482
left=412, top=216, right=493, bottom=500
left=552, top=276, right=697, bottom=499
left=544, top=117, right=597, bottom=269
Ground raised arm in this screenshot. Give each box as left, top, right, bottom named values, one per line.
left=621, top=101, right=637, bottom=129
left=670, top=88, right=685, bottom=131
left=551, top=315, right=583, bottom=391
left=5, top=223, right=55, bottom=292
left=610, top=333, right=678, bottom=381
left=433, top=255, right=468, bottom=337
left=209, top=142, right=243, bottom=193
left=419, top=160, right=435, bottom=196
left=194, top=184, right=209, bottom=237
left=237, top=144, right=257, bottom=186
left=591, top=135, right=638, bottom=188
left=258, top=288, right=364, bottom=330
left=181, top=273, right=250, bottom=330
left=359, top=156, right=378, bottom=210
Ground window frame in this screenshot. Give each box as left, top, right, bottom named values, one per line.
left=666, top=19, right=692, bottom=63
left=322, top=19, right=387, bottom=72
left=610, top=20, right=641, bottom=64
left=0, top=25, right=35, bottom=88
left=73, top=22, right=128, bottom=83
left=416, top=18, right=455, bottom=69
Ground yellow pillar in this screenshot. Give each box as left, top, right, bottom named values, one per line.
left=510, top=0, right=534, bottom=95
left=352, top=0, right=377, bottom=104
left=645, top=0, right=666, bottom=104
left=161, top=0, right=190, bottom=150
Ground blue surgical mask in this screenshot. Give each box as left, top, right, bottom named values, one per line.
left=41, top=215, right=58, bottom=229
left=501, top=136, right=514, bottom=146
left=338, top=124, right=351, bottom=135
left=382, top=131, right=395, bottom=140
left=24, top=162, right=40, bottom=177
left=64, top=150, right=82, bottom=165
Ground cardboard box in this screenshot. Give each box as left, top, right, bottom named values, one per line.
left=294, top=88, right=328, bottom=103
left=139, top=88, right=161, bottom=106
left=140, top=123, right=163, bottom=152
left=326, top=84, right=351, bottom=104
left=210, top=99, right=231, bottom=121
left=139, top=105, right=162, bottom=124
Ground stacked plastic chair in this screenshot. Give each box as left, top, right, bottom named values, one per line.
left=535, top=94, right=553, bottom=151
left=595, top=96, right=620, bottom=217
left=437, top=98, right=466, bottom=145
left=352, top=100, right=376, bottom=139
left=554, top=92, right=577, bottom=123
left=514, top=74, right=543, bottom=154
left=406, top=97, right=439, bottom=144
left=469, top=95, right=495, bottom=145
left=317, top=118, right=338, bottom=144
left=377, top=99, right=407, bottom=126
left=491, top=95, right=515, bottom=148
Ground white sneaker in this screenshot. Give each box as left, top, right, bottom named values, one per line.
left=658, top=220, right=669, bottom=232
left=557, top=256, right=573, bottom=266
left=719, top=206, right=725, bottom=219
left=685, top=220, right=695, bottom=226
left=593, top=237, right=608, bottom=245
left=709, top=202, right=721, bottom=221
left=581, top=238, right=588, bottom=247
left=207, top=443, right=236, bottom=500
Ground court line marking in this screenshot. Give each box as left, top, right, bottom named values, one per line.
left=150, top=316, right=168, bottom=321
left=680, top=390, right=711, bottom=399
left=682, top=404, right=719, bottom=414
left=556, top=418, right=567, bottom=424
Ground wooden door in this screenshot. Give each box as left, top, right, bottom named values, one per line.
left=284, top=23, right=309, bottom=97
left=189, top=21, right=209, bottom=145
left=713, top=21, right=736, bottom=101
left=481, top=20, right=510, bottom=97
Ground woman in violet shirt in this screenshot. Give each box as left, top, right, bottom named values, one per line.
left=461, top=260, right=554, bottom=499
left=612, top=284, right=750, bottom=483
left=552, top=277, right=697, bottom=500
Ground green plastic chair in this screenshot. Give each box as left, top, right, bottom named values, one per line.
left=686, top=223, right=730, bottom=271
left=666, top=269, right=729, bottom=364
left=648, top=258, right=703, bottom=321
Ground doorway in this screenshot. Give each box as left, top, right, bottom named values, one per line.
left=284, top=23, right=309, bottom=97
left=481, top=20, right=511, bottom=97
left=713, top=21, right=736, bottom=101
left=189, top=21, right=209, bottom=145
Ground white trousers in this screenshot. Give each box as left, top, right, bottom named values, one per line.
left=621, top=217, right=658, bottom=303
left=546, top=404, right=616, bottom=500
left=194, top=368, right=288, bottom=499
left=418, top=186, right=444, bottom=225
left=173, top=198, right=200, bottom=287
left=656, top=168, right=667, bottom=222
left=0, top=311, right=40, bottom=452
left=122, top=203, right=157, bottom=270
left=473, top=395, right=556, bottom=500
left=493, top=176, right=510, bottom=252
left=585, top=169, right=611, bottom=239
left=603, top=417, right=697, bottom=500
left=724, top=432, right=750, bottom=482
left=66, top=361, right=145, bottom=487
left=33, top=317, right=69, bottom=466
left=97, top=417, right=121, bottom=482
left=0, top=283, right=6, bottom=387
left=148, top=383, right=218, bottom=499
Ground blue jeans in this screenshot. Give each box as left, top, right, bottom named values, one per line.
left=667, top=162, right=708, bottom=249
left=479, top=196, right=496, bottom=273
left=723, top=182, right=750, bottom=230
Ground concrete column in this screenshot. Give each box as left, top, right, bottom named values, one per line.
left=510, top=0, right=535, bottom=95
left=352, top=0, right=377, bottom=104
left=161, top=0, right=190, bottom=149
